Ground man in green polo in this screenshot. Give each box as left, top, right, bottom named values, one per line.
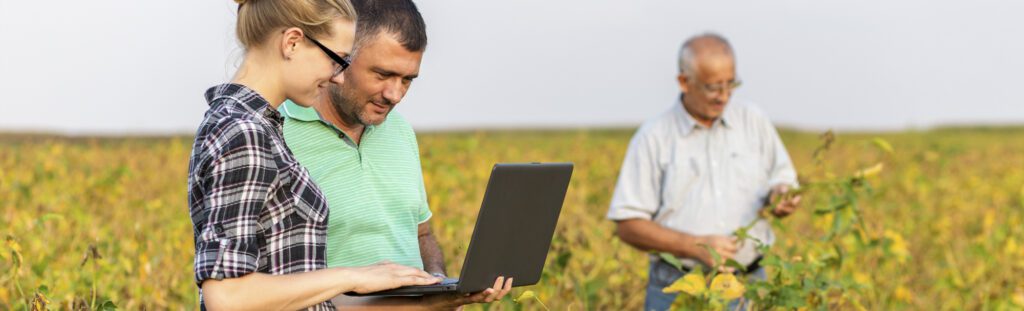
left=280, top=0, right=511, bottom=308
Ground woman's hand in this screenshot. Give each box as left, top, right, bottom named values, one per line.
left=344, top=261, right=443, bottom=294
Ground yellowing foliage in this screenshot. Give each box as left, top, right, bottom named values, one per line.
left=663, top=273, right=707, bottom=295
left=708, top=274, right=744, bottom=300
left=2, top=127, right=1024, bottom=310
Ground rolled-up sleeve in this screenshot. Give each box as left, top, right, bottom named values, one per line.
left=194, top=123, right=277, bottom=285
left=607, top=129, right=662, bottom=221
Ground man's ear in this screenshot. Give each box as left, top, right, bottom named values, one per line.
left=280, top=27, right=304, bottom=60
left=676, top=74, right=690, bottom=94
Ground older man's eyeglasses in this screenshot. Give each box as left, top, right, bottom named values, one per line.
left=304, top=34, right=351, bottom=77
left=700, top=80, right=743, bottom=96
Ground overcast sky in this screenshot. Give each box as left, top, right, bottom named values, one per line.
left=1, top=0, right=1021, bottom=135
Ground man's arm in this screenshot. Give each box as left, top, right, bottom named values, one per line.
left=418, top=221, right=447, bottom=276
left=761, top=116, right=801, bottom=218
left=615, top=219, right=737, bottom=268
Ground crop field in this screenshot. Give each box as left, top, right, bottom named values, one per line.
left=2, top=127, right=1024, bottom=310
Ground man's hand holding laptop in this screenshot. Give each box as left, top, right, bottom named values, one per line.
left=421, top=276, right=514, bottom=309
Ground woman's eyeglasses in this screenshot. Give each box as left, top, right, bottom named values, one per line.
left=304, top=34, right=351, bottom=77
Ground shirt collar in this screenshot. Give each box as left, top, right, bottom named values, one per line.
left=205, top=83, right=282, bottom=124
left=279, top=99, right=379, bottom=141
left=676, top=93, right=730, bottom=136
left=279, top=100, right=323, bottom=122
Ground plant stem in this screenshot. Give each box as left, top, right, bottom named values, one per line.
left=533, top=296, right=551, bottom=311
left=13, top=272, right=26, bottom=308
left=91, top=258, right=98, bottom=310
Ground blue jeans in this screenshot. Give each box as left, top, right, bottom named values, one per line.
left=644, top=259, right=766, bottom=311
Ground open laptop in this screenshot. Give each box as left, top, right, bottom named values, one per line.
left=348, top=162, right=574, bottom=296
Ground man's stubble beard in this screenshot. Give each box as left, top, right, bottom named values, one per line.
left=327, top=83, right=373, bottom=127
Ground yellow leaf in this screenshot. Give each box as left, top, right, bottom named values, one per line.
left=982, top=209, right=995, bottom=233
left=853, top=272, right=872, bottom=286
left=514, top=290, right=535, bottom=302
left=1013, top=286, right=1024, bottom=307
left=893, top=286, right=913, bottom=303
left=7, top=238, right=21, bottom=253
left=871, top=138, right=894, bottom=154
left=855, top=163, right=884, bottom=179
left=31, top=292, right=50, bottom=311
left=663, top=272, right=706, bottom=296
left=884, top=230, right=911, bottom=263
left=709, top=273, right=745, bottom=300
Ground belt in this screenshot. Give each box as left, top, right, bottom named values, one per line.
left=670, top=256, right=764, bottom=275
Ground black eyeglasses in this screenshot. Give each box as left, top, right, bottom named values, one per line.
left=304, top=34, right=351, bottom=77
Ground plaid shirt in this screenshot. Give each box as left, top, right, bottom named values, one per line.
left=187, top=83, right=334, bottom=310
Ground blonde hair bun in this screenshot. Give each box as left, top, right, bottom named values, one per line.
left=234, top=0, right=355, bottom=49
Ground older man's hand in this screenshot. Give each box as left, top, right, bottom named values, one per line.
left=769, top=184, right=802, bottom=218
left=695, top=235, right=738, bottom=273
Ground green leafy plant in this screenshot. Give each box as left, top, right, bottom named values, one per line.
left=661, top=132, right=901, bottom=310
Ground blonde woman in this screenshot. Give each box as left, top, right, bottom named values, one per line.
left=187, top=0, right=439, bottom=309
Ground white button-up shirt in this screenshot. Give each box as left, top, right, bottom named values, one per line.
left=607, top=97, right=798, bottom=265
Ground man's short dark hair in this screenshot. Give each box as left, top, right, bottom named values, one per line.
left=352, top=0, right=427, bottom=53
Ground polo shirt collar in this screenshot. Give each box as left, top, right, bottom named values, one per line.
left=280, top=100, right=323, bottom=122
left=279, top=99, right=378, bottom=141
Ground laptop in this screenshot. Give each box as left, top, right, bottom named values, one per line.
left=348, top=162, right=574, bottom=296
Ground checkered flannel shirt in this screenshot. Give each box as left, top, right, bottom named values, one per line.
left=187, top=83, right=334, bottom=310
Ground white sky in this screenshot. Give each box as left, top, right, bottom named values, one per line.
left=1, top=0, right=1022, bottom=134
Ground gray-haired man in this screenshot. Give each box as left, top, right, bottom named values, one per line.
left=606, top=33, right=802, bottom=310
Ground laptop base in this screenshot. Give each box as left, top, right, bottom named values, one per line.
left=346, top=278, right=460, bottom=297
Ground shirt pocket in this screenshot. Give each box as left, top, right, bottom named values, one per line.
left=273, top=162, right=330, bottom=231
left=659, top=158, right=700, bottom=219
left=729, top=150, right=768, bottom=199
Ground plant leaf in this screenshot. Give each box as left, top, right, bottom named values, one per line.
left=513, top=290, right=535, bottom=302
left=658, top=252, right=684, bottom=271
left=663, top=270, right=707, bottom=296
left=871, top=137, right=894, bottom=154
left=709, top=273, right=746, bottom=300
left=725, top=259, right=747, bottom=273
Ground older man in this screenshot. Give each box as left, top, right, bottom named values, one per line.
left=606, top=33, right=801, bottom=310
left=279, top=0, right=510, bottom=308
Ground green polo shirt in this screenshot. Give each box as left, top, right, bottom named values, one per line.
left=279, top=100, right=431, bottom=269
